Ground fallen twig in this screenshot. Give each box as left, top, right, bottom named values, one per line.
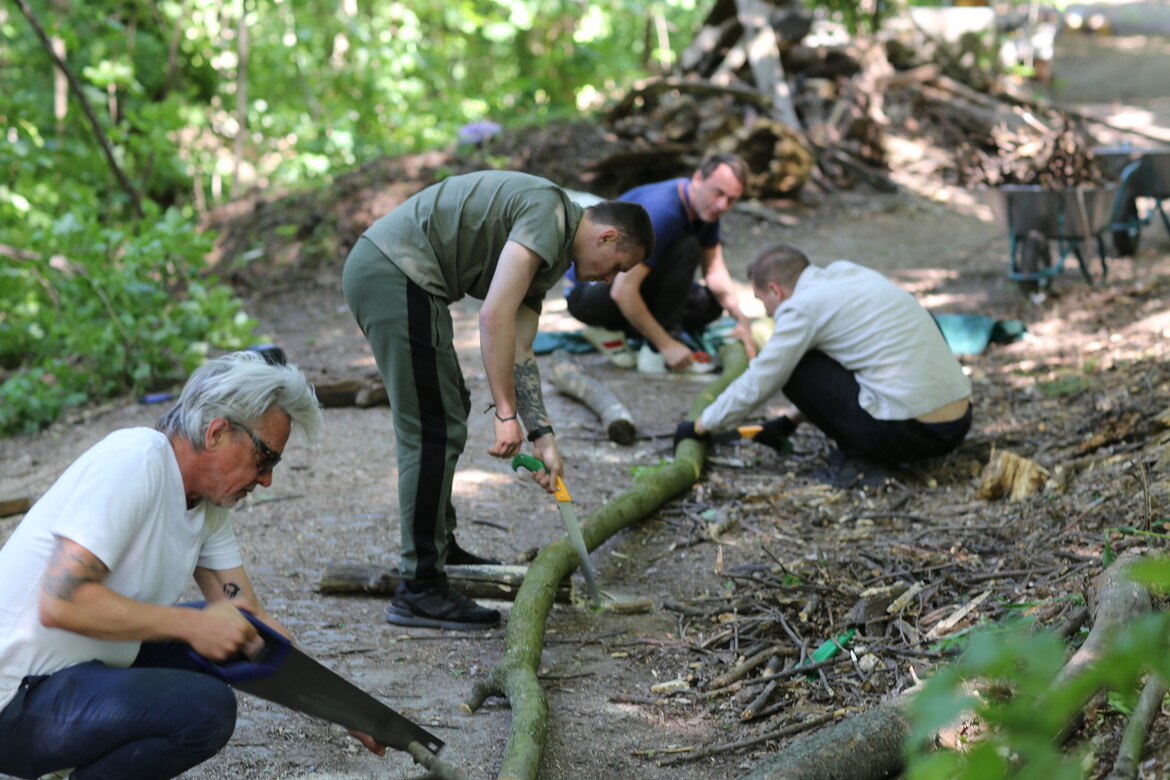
left=657, top=709, right=845, bottom=766
left=1105, top=674, right=1169, bottom=780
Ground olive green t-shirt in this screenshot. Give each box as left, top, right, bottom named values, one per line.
left=361, top=170, right=584, bottom=313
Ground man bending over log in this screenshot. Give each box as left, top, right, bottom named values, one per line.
left=674, top=243, right=972, bottom=488
left=343, top=170, right=653, bottom=630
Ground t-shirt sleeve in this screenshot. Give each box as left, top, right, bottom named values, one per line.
left=51, top=447, right=166, bottom=570
left=507, top=190, right=569, bottom=268
left=197, top=506, right=243, bottom=570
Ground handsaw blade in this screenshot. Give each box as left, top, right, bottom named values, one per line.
left=188, top=611, right=444, bottom=756
left=235, top=645, right=444, bottom=755
left=511, top=454, right=602, bottom=606
left=553, top=480, right=601, bottom=607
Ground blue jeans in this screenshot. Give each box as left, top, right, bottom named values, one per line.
left=0, top=641, right=236, bottom=779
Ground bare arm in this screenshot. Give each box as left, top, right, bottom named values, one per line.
left=195, top=563, right=382, bottom=755
left=38, top=536, right=257, bottom=661
left=610, top=263, right=693, bottom=369
left=514, top=306, right=562, bottom=492
left=194, top=564, right=290, bottom=638
left=701, top=244, right=757, bottom=358
left=480, top=240, right=543, bottom=459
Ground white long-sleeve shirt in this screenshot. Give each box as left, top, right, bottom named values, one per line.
left=699, top=261, right=971, bottom=432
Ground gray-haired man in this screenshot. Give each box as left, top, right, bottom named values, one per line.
left=0, top=351, right=380, bottom=779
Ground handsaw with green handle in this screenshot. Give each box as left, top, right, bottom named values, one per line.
left=511, top=454, right=601, bottom=607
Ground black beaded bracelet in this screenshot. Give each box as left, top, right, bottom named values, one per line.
left=526, top=425, right=554, bottom=442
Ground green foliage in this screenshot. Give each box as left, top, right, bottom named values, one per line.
left=0, top=206, right=255, bottom=435
left=1, top=0, right=709, bottom=435
left=1036, top=373, right=1091, bottom=398
left=905, top=558, right=1170, bottom=779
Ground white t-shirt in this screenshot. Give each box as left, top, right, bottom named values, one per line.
left=0, top=427, right=243, bottom=710
left=700, top=261, right=972, bottom=431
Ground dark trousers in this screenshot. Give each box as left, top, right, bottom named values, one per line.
left=0, top=642, right=236, bottom=780
left=343, top=237, right=471, bottom=584
left=783, top=350, right=971, bottom=464
left=566, top=235, right=723, bottom=339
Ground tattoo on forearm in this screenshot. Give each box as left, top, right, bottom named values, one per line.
left=223, top=582, right=241, bottom=598
left=42, top=548, right=107, bottom=601
left=514, top=357, right=550, bottom=431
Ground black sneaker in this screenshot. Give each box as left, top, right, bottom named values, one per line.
left=812, top=455, right=897, bottom=489
left=446, top=540, right=502, bottom=566
left=386, top=581, right=500, bottom=631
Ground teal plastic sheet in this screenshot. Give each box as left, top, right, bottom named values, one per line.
left=932, top=313, right=1027, bottom=355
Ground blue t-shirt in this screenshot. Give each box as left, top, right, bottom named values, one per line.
left=564, top=178, right=721, bottom=290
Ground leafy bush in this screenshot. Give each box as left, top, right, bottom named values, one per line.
left=0, top=206, right=255, bottom=435
left=904, top=561, right=1170, bottom=779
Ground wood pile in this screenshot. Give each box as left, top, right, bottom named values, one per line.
left=586, top=0, right=1116, bottom=199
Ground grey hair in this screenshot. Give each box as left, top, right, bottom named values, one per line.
left=158, top=351, right=323, bottom=448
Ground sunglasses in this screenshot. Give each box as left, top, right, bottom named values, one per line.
left=229, top=419, right=282, bottom=473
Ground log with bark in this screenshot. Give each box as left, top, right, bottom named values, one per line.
left=0, top=497, right=32, bottom=518
left=317, top=563, right=572, bottom=604
left=462, top=343, right=751, bottom=780
left=547, top=350, right=636, bottom=445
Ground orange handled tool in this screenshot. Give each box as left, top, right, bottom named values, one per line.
left=512, top=454, right=601, bottom=606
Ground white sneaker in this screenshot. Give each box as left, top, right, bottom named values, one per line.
left=684, top=355, right=717, bottom=374
left=39, top=770, right=74, bottom=780
left=582, top=326, right=636, bottom=369
left=637, top=343, right=716, bottom=374
left=636, top=343, right=667, bottom=374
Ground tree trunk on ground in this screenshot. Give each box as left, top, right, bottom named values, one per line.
left=736, top=703, right=911, bottom=780
left=317, top=563, right=572, bottom=603
left=462, top=344, right=750, bottom=780
left=1052, top=547, right=1152, bottom=691
left=548, top=350, right=636, bottom=445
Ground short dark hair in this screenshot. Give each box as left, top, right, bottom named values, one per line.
left=747, top=243, right=809, bottom=289
left=698, top=153, right=750, bottom=187
left=587, top=200, right=655, bottom=260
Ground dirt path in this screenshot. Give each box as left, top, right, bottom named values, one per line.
left=4, top=31, right=1170, bottom=780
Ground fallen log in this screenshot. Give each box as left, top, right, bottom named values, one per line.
left=547, top=350, right=636, bottom=445
left=311, top=377, right=388, bottom=408
left=0, top=496, right=32, bottom=518
left=317, top=563, right=572, bottom=604
left=1052, top=547, right=1152, bottom=691
left=735, top=703, right=911, bottom=780
left=463, top=343, right=750, bottom=780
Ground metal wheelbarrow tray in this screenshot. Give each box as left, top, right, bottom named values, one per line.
left=983, top=183, right=1117, bottom=287
left=1093, top=146, right=1170, bottom=256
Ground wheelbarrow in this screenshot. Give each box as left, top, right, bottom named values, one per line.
left=1093, top=146, right=1170, bottom=256
left=984, top=183, right=1117, bottom=290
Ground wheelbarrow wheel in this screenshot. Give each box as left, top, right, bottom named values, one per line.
left=1112, top=196, right=1141, bottom=256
